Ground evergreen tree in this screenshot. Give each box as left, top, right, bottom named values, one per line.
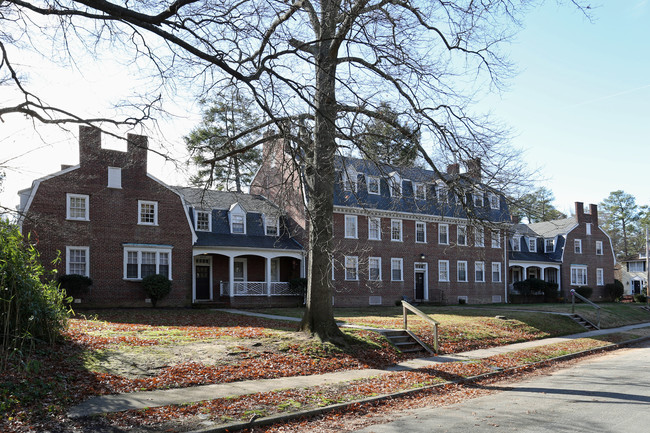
left=511, top=187, right=566, bottom=223
left=357, top=103, right=421, bottom=167
left=600, top=190, right=640, bottom=258
left=185, top=94, right=262, bottom=192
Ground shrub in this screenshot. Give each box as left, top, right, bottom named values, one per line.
left=0, top=221, right=70, bottom=370
left=57, top=274, right=93, bottom=300
left=289, top=278, right=307, bottom=296
left=512, top=279, right=531, bottom=295
left=605, top=280, right=624, bottom=301
left=543, top=282, right=559, bottom=300
left=574, top=286, right=593, bottom=300
left=142, top=274, right=172, bottom=307
left=634, top=293, right=647, bottom=303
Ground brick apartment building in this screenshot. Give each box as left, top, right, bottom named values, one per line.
left=18, top=128, right=615, bottom=307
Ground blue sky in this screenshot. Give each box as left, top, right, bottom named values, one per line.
left=1, top=1, right=649, bottom=215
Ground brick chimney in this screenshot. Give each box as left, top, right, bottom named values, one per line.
left=465, top=158, right=481, bottom=181
left=78, top=125, right=148, bottom=171
left=127, top=133, right=148, bottom=172
left=446, top=163, right=460, bottom=175
left=79, top=126, right=102, bottom=166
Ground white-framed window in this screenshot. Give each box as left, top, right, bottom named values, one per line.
left=342, top=167, right=357, bottom=192
left=66, top=246, right=89, bottom=277
left=545, top=238, right=555, bottom=253
left=457, top=261, right=468, bottom=282
left=345, top=215, right=358, bottom=239
left=528, top=238, right=537, bottom=253
left=436, top=184, right=448, bottom=203
left=596, top=241, right=603, bottom=255
left=345, top=256, right=359, bottom=280
left=367, top=176, right=381, bottom=195
left=265, top=215, right=279, bottom=236
left=389, top=172, right=402, bottom=197
left=107, top=167, right=122, bottom=189
left=473, top=192, right=484, bottom=207
left=512, top=236, right=521, bottom=252
left=369, top=257, right=382, bottom=281
left=391, top=219, right=403, bottom=242
left=596, top=268, right=604, bottom=286
left=391, top=258, right=403, bottom=281
left=475, top=261, right=485, bottom=282
left=629, top=262, right=645, bottom=272
left=414, top=182, right=426, bottom=200
left=489, top=193, right=500, bottom=210
left=138, top=200, right=158, bottom=226
left=439, top=223, right=449, bottom=245
left=368, top=217, right=381, bottom=240
left=574, top=239, right=582, bottom=254
left=415, top=221, right=427, bottom=243
left=195, top=210, right=211, bottom=232
left=124, top=246, right=172, bottom=280
left=457, top=225, right=467, bottom=246
left=438, top=260, right=450, bottom=282
left=586, top=223, right=592, bottom=235
left=66, top=193, right=89, bottom=221
left=492, top=262, right=502, bottom=283
left=230, top=213, right=246, bottom=234
left=570, top=265, right=587, bottom=286
left=474, top=226, right=485, bottom=247
left=491, top=230, right=501, bottom=248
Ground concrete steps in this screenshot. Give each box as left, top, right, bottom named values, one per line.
left=382, top=330, right=432, bottom=354
left=569, top=313, right=599, bottom=330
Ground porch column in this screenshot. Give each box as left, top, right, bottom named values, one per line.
left=228, top=255, right=235, bottom=298
left=523, top=265, right=529, bottom=279
left=266, top=257, right=272, bottom=297
left=540, top=267, right=545, bottom=281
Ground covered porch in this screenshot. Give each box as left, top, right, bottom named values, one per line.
left=508, top=261, right=561, bottom=293
left=192, top=247, right=305, bottom=304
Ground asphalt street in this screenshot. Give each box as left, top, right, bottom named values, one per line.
left=356, top=340, right=650, bottom=432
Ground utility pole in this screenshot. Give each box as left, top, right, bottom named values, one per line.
left=646, top=226, right=649, bottom=305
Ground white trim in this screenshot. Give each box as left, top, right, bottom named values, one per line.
left=229, top=204, right=247, bottom=234
left=492, top=262, right=502, bottom=283
left=391, top=219, right=403, bottom=242
left=192, top=246, right=303, bottom=261
left=457, top=260, right=468, bottom=282
left=595, top=240, right=604, bottom=256
left=368, top=257, right=382, bottom=281
left=368, top=216, right=382, bottom=240
left=574, top=238, right=582, bottom=254
left=344, top=255, right=359, bottom=281
left=138, top=200, right=158, bottom=226
left=414, top=262, right=428, bottom=300
left=439, top=223, right=449, bottom=245
left=415, top=221, right=427, bottom=243
left=65, top=246, right=90, bottom=277
left=391, top=258, right=403, bottom=281
left=123, top=245, right=172, bottom=280
left=233, top=258, right=248, bottom=281
left=345, top=214, right=358, bottom=239
left=596, top=268, right=604, bottom=286
left=148, top=174, right=198, bottom=244
left=570, top=265, right=588, bottom=286
left=438, top=260, right=450, bottom=282
left=193, top=255, right=213, bottom=302
left=194, top=209, right=212, bottom=232
left=66, top=193, right=90, bottom=221
left=474, top=261, right=485, bottom=283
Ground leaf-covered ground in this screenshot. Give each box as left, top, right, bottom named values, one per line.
left=0, top=308, right=641, bottom=432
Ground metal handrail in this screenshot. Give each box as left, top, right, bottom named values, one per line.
left=570, top=289, right=601, bottom=329
left=401, top=300, right=439, bottom=353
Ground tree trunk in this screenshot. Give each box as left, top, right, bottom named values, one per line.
left=299, top=1, right=346, bottom=344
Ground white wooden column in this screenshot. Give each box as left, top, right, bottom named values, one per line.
left=540, top=267, right=545, bottom=281
left=266, top=257, right=272, bottom=297
left=228, top=255, right=235, bottom=298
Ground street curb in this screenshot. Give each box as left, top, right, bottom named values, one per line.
left=188, top=334, right=650, bottom=433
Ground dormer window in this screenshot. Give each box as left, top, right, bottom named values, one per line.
left=342, top=167, right=357, bottom=192
left=229, top=203, right=246, bottom=234
left=528, top=238, right=537, bottom=252
left=545, top=238, right=555, bottom=253
left=264, top=215, right=279, bottom=236
left=436, top=183, right=448, bottom=203
left=389, top=172, right=402, bottom=197
left=473, top=192, right=484, bottom=207
left=367, top=176, right=380, bottom=195
left=489, top=193, right=500, bottom=210
left=195, top=210, right=211, bottom=232
left=512, top=236, right=521, bottom=251
left=414, top=182, right=426, bottom=200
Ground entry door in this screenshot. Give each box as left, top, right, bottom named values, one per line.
left=415, top=272, right=425, bottom=300
left=195, top=265, right=211, bottom=300
left=632, top=280, right=641, bottom=295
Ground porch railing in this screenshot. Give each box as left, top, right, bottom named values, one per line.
left=401, top=300, right=439, bottom=353
left=220, top=281, right=296, bottom=296
left=570, top=289, right=601, bottom=329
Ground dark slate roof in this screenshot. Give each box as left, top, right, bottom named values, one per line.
left=174, top=187, right=302, bottom=251
left=174, top=187, right=282, bottom=216
left=509, top=222, right=567, bottom=263
left=333, top=157, right=511, bottom=223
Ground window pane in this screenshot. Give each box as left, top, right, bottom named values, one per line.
left=196, top=212, right=210, bottom=231
left=69, top=197, right=87, bottom=219
left=141, top=252, right=156, bottom=278
left=345, top=256, right=358, bottom=280
left=232, top=215, right=245, bottom=233
left=369, top=218, right=381, bottom=240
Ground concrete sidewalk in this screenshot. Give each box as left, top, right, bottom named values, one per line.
left=67, top=316, right=650, bottom=418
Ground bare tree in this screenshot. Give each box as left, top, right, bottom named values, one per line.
left=0, top=0, right=585, bottom=343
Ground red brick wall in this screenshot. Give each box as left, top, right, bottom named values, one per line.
left=561, top=203, right=615, bottom=301
left=22, top=127, right=193, bottom=307
left=331, top=212, right=507, bottom=306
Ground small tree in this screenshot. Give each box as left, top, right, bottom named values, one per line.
left=142, top=274, right=172, bottom=308
left=605, top=280, right=624, bottom=302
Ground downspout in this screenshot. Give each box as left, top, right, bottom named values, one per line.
left=504, top=231, right=508, bottom=303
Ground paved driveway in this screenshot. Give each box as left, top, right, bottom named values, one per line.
left=356, top=340, right=650, bottom=432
